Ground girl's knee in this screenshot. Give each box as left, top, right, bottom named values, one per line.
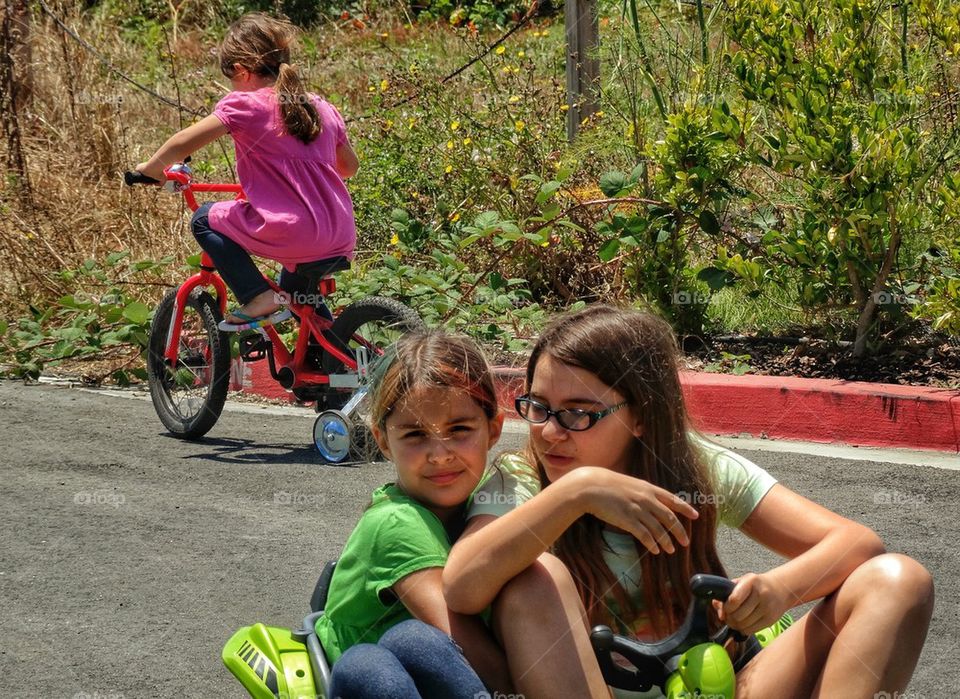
left=331, top=644, right=414, bottom=696
left=494, top=552, right=577, bottom=618
left=380, top=619, right=458, bottom=658
left=190, top=202, right=215, bottom=237
left=850, top=553, right=934, bottom=610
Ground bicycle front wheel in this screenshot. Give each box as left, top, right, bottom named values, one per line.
left=147, top=288, right=231, bottom=438
left=319, top=297, right=424, bottom=410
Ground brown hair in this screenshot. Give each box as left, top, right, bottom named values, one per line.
left=526, top=305, right=726, bottom=637
left=370, top=331, right=499, bottom=430
left=219, top=13, right=321, bottom=144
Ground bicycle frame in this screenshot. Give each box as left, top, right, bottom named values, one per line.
left=160, top=166, right=358, bottom=392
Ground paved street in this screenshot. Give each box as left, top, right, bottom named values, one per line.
left=1, top=381, right=956, bottom=697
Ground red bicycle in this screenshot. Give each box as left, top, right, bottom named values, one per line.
left=124, top=162, right=423, bottom=462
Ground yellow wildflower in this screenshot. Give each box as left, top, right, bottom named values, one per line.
left=515, top=120, right=525, bottom=132
left=517, top=50, right=525, bottom=58
left=462, top=137, right=472, bottom=146
left=380, top=79, right=389, bottom=91
left=508, top=95, right=521, bottom=104
left=560, top=104, right=570, bottom=111
left=445, top=165, right=453, bottom=173
left=495, top=45, right=506, bottom=55
left=446, top=140, right=454, bottom=149
left=450, top=212, right=461, bottom=222
left=451, top=120, right=460, bottom=131
left=390, top=233, right=400, bottom=245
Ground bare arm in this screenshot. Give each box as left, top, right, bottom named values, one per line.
left=134, top=114, right=228, bottom=181
left=718, top=484, right=886, bottom=634
left=335, top=141, right=359, bottom=179
left=444, top=467, right=699, bottom=614
left=392, top=568, right=513, bottom=694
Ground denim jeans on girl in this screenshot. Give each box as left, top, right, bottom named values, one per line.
left=191, top=202, right=331, bottom=319
left=328, top=619, right=490, bottom=699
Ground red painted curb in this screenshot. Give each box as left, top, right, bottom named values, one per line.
left=234, top=359, right=960, bottom=453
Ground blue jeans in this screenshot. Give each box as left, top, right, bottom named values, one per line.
left=191, top=203, right=329, bottom=317
left=328, top=619, right=489, bottom=699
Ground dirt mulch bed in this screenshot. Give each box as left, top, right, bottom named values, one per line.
left=680, top=334, right=960, bottom=390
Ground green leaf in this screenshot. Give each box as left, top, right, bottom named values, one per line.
left=535, top=181, right=562, bottom=205
left=599, top=171, right=629, bottom=197
left=697, top=266, right=735, bottom=290
left=122, top=302, right=150, bottom=325
left=598, top=239, right=620, bottom=263
left=698, top=209, right=721, bottom=235
left=0, top=319, right=7, bottom=336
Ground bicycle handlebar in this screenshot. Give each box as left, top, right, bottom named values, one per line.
left=123, top=170, right=160, bottom=186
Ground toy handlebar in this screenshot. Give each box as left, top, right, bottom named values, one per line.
left=591, top=573, right=746, bottom=693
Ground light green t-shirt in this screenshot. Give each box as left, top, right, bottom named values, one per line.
left=314, top=484, right=451, bottom=663
left=467, top=434, right=778, bottom=699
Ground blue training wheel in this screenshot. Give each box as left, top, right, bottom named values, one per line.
left=314, top=410, right=352, bottom=463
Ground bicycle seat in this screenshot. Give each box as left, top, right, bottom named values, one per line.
left=296, top=257, right=351, bottom=282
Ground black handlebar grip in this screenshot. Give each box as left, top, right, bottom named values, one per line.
left=690, top=573, right=736, bottom=601
left=124, top=170, right=160, bottom=186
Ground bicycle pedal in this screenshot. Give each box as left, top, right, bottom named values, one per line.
left=238, top=334, right=269, bottom=362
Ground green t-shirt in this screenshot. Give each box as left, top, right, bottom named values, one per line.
left=314, top=484, right=451, bottom=663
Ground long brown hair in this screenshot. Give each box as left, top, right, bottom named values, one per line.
left=369, top=331, right=499, bottom=430
left=527, top=305, right=726, bottom=637
left=219, top=13, right=321, bottom=144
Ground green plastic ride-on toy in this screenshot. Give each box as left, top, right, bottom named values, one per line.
left=222, top=566, right=792, bottom=698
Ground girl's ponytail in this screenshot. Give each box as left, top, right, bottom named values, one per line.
left=275, top=62, right=321, bottom=144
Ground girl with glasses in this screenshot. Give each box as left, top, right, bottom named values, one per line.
left=443, top=305, right=933, bottom=698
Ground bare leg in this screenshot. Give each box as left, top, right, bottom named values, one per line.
left=736, top=554, right=934, bottom=698
left=491, top=553, right=612, bottom=699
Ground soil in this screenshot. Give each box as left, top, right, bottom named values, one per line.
left=680, top=333, right=960, bottom=389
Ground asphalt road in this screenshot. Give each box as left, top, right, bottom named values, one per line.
left=1, top=381, right=956, bottom=698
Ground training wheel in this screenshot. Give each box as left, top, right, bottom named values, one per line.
left=314, top=410, right=352, bottom=463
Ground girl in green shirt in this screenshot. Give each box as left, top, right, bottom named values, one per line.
left=317, top=331, right=511, bottom=698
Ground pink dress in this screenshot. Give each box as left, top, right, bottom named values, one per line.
left=207, top=88, right=356, bottom=270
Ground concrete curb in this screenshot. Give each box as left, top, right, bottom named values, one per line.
left=235, top=360, right=960, bottom=454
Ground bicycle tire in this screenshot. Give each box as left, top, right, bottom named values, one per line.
left=147, top=288, right=231, bottom=439
left=319, top=297, right=424, bottom=410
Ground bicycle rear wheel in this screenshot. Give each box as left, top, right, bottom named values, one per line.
left=147, top=288, right=231, bottom=438
left=319, top=297, right=424, bottom=410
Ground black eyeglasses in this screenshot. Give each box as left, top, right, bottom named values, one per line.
left=514, top=395, right=628, bottom=432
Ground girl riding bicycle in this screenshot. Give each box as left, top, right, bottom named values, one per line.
left=444, top=305, right=934, bottom=698
left=314, top=331, right=511, bottom=698
left=134, top=12, right=358, bottom=330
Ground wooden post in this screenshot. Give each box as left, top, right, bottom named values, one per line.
left=565, top=0, right=599, bottom=141
left=0, top=0, right=31, bottom=195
